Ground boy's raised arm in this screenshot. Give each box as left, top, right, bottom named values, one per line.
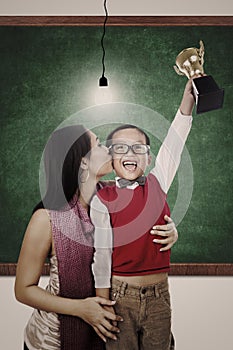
left=151, top=79, right=195, bottom=193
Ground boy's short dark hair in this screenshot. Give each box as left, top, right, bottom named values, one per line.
left=106, top=124, right=150, bottom=148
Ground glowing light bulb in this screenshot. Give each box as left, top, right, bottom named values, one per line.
left=95, top=87, right=112, bottom=105
left=95, top=76, right=112, bottom=104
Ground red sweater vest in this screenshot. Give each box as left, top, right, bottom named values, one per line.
left=97, top=174, right=171, bottom=276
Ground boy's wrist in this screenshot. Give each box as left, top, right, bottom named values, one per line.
left=96, top=288, right=110, bottom=300
left=179, top=98, right=194, bottom=116
left=180, top=79, right=195, bottom=115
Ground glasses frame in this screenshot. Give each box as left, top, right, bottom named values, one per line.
left=109, top=143, right=150, bottom=155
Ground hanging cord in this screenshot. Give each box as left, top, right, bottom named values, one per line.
left=100, top=0, right=108, bottom=81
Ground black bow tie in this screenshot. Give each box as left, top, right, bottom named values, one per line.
left=117, top=176, right=146, bottom=188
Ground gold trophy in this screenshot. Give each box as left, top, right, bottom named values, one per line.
left=174, top=40, right=224, bottom=114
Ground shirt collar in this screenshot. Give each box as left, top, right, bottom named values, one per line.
left=115, top=176, right=142, bottom=190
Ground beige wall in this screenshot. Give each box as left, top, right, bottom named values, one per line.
left=2, top=276, right=233, bottom=349
left=0, top=0, right=232, bottom=15
left=0, top=1, right=233, bottom=349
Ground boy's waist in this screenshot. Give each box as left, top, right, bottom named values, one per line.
left=112, top=272, right=168, bottom=286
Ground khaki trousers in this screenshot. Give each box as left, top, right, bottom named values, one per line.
left=106, top=277, right=174, bottom=350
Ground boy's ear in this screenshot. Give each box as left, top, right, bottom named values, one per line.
left=80, top=157, right=89, bottom=170
left=147, top=154, right=152, bottom=166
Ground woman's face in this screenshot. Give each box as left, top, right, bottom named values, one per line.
left=88, top=131, right=113, bottom=178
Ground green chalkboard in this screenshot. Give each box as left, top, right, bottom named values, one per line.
left=0, top=17, right=232, bottom=275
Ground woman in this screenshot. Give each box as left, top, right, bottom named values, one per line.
left=15, top=124, right=178, bottom=350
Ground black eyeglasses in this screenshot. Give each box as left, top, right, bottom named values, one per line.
left=109, top=143, right=150, bottom=155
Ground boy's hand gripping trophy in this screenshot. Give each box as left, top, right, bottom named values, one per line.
left=174, top=40, right=224, bottom=114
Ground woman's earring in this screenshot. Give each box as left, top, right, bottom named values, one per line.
left=80, top=169, right=89, bottom=183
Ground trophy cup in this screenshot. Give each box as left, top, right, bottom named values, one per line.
left=174, top=40, right=224, bottom=114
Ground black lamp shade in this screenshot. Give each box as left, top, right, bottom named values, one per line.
left=99, top=76, right=108, bottom=87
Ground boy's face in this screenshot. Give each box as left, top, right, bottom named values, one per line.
left=110, top=128, right=151, bottom=180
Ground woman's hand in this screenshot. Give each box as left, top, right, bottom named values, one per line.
left=78, top=297, right=123, bottom=343
left=103, top=305, right=118, bottom=327
left=150, top=215, right=178, bottom=251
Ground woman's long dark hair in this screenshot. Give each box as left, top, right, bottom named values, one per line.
left=33, top=125, right=91, bottom=212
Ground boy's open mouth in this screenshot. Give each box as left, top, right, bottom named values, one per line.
left=122, top=161, right=137, bottom=171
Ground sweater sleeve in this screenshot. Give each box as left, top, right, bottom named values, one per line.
left=90, top=194, right=113, bottom=288
left=151, top=109, right=193, bottom=194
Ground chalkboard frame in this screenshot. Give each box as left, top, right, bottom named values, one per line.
left=0, top=16, right=232, bottom=276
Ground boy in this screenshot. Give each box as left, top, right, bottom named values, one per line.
left=90, top=79, right=195, bottom=349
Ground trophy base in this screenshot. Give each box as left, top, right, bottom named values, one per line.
left=192, top=75, right=224, bottom=114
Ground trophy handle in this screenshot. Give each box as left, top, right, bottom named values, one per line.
left=198, top=40, right=205, bottom=66
left=173, top=65, right=184, bottom=76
